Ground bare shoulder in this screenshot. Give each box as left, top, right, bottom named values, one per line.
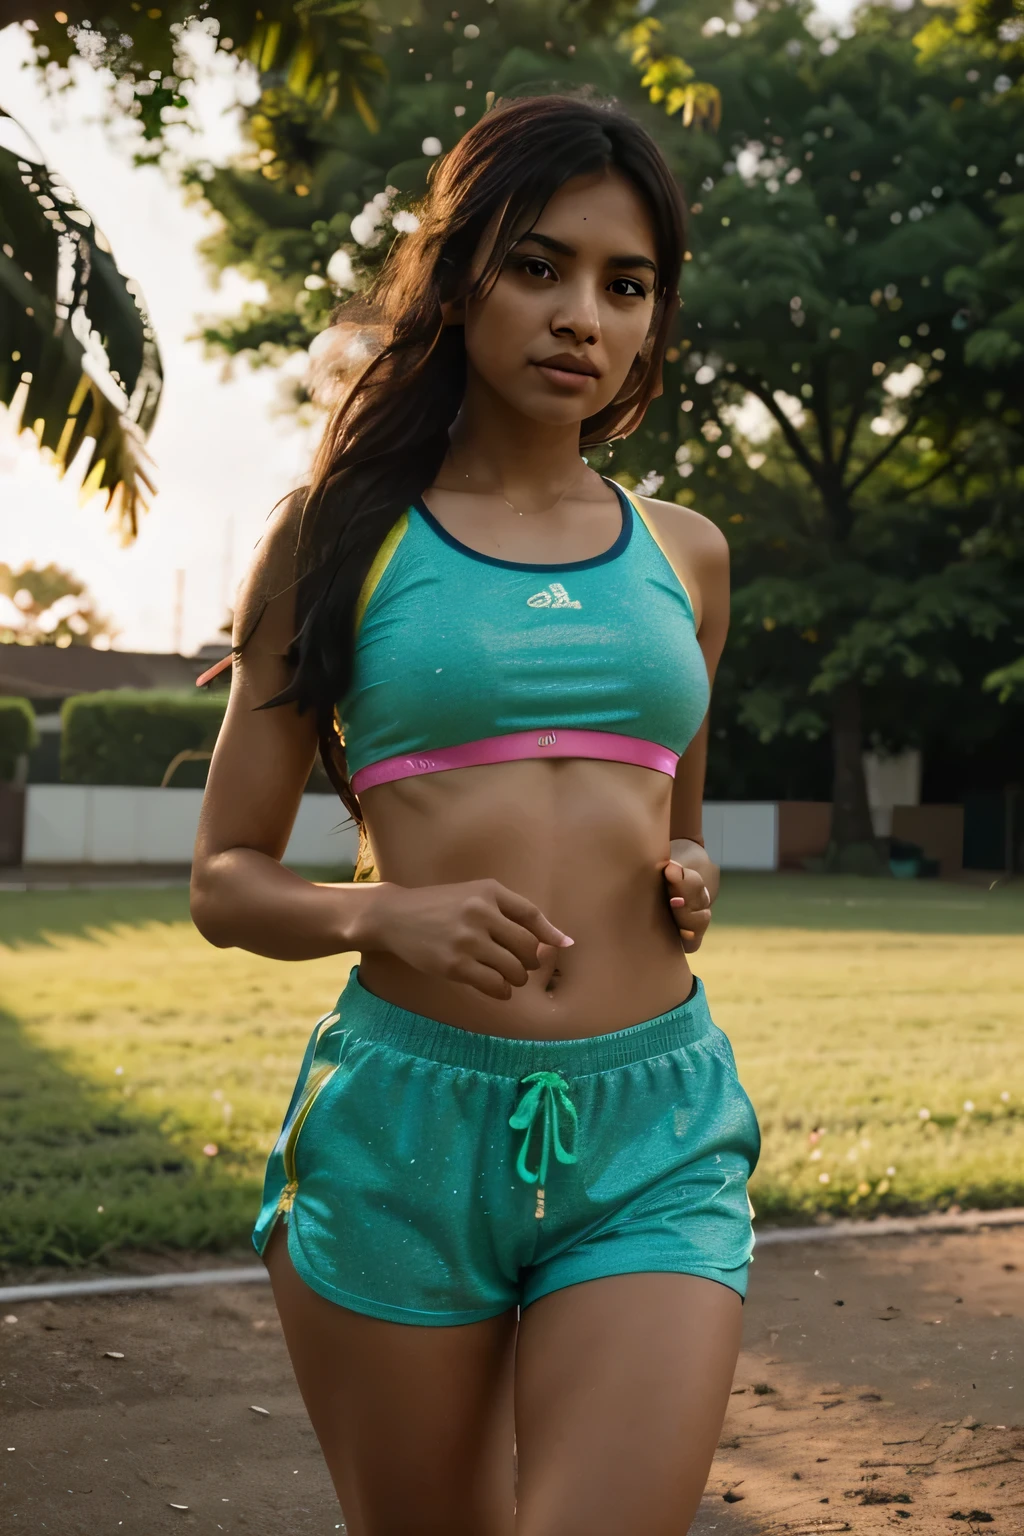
left=634, top=493, right=729, bottom=571
left=632, top=491, right=730, bottom=642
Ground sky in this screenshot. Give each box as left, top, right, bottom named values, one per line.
left=0, top=24, right=316, bottom=655
left=0, top=2, right=861, bottom=655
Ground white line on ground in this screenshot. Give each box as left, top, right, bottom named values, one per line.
left=0, top=880, right=191, bottom=892
left=754, top=1206, right=1024, bottom=1245
left=1, top=1208, right=1022, bottom=1306
left=0, top=1267, right=270, bottom=1304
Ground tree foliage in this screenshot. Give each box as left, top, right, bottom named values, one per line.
left=177, top=0, right=1024, bottom=840
left=602, top=2, right=1024, bottom=851
left=9, top=1, right=716, bottom=505
left=11, top=1, right=1024, bottom=838
left=0, top=560, right=117, bottom=648
left=19, top=2, right=387, bottom=140
left=914, top=0, right=1024, bottom=67
left=188, top=0, right=649, bottom=370
left=60, top=689, right=225, bottom=787
left=0, top=109, right=162, bottom=534
left=620, top=15, right=722, bottom=128
left=0, top=697, right=38, bottom=782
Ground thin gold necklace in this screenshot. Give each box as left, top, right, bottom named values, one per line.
left=448, top=445, right=588, bottom=517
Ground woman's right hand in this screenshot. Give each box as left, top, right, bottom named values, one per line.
left=355, top=879, right=573, bottom=1000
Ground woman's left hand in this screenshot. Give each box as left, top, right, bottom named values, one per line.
left=661, top=839, right=718, bottom=954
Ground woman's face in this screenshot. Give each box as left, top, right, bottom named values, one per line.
left=459, top=168, right=659, bottom=427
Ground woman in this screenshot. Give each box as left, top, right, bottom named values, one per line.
left=192, top=92, right=759, bottom=1536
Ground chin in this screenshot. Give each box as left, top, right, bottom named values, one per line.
left=511, top=387, right=604, bottom=427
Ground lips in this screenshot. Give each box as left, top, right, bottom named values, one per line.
left=532, top=353, right=600, bottom=392
left=533, top=352, right=600, bottom=378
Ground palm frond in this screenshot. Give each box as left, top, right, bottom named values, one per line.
left=0, top=109, right=162, bottom=538
left=20, top=4, right=387, bottom=143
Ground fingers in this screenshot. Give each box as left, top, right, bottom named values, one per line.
left=440, top=883, right=573, bottom=999
left=671, top=903, right=711, bottom=953
left=495, top=885, right=573, bottom=949
left=473, top=928, right=534, bottom=990
left=451, top=958, right=517, bottom=1001
left=664, top=861, right=708, bottom=907
left=665, top=860, right=713, bottom=954
left=484, top=904, right=576, bottom=989
left=490, top=912, right=547, bottom=980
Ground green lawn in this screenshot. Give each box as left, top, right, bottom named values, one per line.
left=1, top=876, right=1021, bottom=1268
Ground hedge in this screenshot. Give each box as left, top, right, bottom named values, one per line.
left=61, top=690, right=227, bottom=787
left=0, top=696, right=39, bottom=781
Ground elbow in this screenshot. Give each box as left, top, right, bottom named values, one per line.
left=189, top=859, right=233, bottom=948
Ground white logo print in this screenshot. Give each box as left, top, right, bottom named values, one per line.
left=527, top=583, right=581, bottom=610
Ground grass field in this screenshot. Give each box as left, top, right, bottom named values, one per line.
left=1, top=875, right=1021, bottom=1268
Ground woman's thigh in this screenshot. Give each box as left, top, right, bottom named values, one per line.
left=263, top=1223, right=518, bottom=1536
left=514, top=1271, right=743, bottom=1536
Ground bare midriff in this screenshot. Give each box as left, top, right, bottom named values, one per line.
left=358, top=757, right=693, bottom=1041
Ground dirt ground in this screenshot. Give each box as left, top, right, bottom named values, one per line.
left=2, top=1227, right=1021, bottom=1536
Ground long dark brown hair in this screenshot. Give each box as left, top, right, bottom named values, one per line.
left=269, top=91, right=687, bottom=834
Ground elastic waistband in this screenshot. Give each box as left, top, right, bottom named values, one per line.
left=350, top=729, right=680, bottom=795
left=336, top=968, right=714, bottom=1079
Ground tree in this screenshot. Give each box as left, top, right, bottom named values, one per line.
left=185, top=0, right=658, bottom=371
left=18, top=0, right=715, bottom=151
left=19, top=3, right=387, bottom=142
left=11, top=2, right=709, bottom=495
left=914, top=0, right=1024, bottom=707
left=0, top=108, right=162, bottom=532
left=166, top=0, right=1024, bottom=857
left=14, top=3, right=1024, bottom=852
left=3, top=0, right=387, bottom=531
left=914, top=0, right=1024, bottom=67
left=0, top=561, right=117, bottom=647
left=604, top=1, right=1024, bottom=864
left=14, top=3, right=716, bottom=387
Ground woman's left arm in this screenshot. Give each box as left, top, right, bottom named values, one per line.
left=640, top=497, right=731, bottom=953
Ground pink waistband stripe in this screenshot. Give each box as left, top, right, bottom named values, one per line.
left=350, top=729, right=680, bottom=795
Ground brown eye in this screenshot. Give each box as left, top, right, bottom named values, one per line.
left=610, top=277, right=648, bottom=298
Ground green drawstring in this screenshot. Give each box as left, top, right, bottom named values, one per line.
left=509, top=1071, right=578, bottom=1201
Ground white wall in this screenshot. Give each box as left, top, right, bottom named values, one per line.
left=24, top=787, right=780, bottom=871
left=23, top=785, right=359, bottom=867
left=702, top=802, right=779, bottom=872
left=863, top=749, right=922, bottom=838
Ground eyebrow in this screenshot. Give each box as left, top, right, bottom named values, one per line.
left=514, top=230, right=658, bottom=275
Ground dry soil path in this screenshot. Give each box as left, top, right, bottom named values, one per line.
left=2, top=1227, right=1021, bottom=1535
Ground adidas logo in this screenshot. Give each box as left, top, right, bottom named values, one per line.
left=527, top=583, right=581, bottom=610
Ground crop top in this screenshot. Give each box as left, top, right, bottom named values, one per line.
left=338, top=480, right=709, bottom=796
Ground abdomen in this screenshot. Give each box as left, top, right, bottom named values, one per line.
left=358, top=758, right=693, bottom=1039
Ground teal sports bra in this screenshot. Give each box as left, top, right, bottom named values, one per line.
left=341, top=481, right=709, bottom=795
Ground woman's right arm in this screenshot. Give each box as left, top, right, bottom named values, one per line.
left=190, top=502, right=570, bottom=990
left=190, top=500, right=384, bottom=960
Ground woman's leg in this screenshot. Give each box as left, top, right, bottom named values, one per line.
left=513, top=1271, right=743, bottom=1536
left=264, top=1223, right=519, bottom=1536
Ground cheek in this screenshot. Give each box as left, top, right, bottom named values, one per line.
left=605, top=302, right=656, bottom=361
left=463, top=285, right=534, bottom=374
left=463, top=270, right=555, bottom=380
left=464, top=307, right=509, bottom=365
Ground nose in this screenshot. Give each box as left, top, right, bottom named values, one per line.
left=550, top=277, right=600, bottom=347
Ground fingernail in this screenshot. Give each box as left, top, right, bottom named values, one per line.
left=559, top=936, right=574, bottom=947
left=670, top=897, right=686, bottom=907
left=703, top=886, right=710, bottom=903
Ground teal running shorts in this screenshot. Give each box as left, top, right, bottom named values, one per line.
left=252, top=968, right=761, bottom=1325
